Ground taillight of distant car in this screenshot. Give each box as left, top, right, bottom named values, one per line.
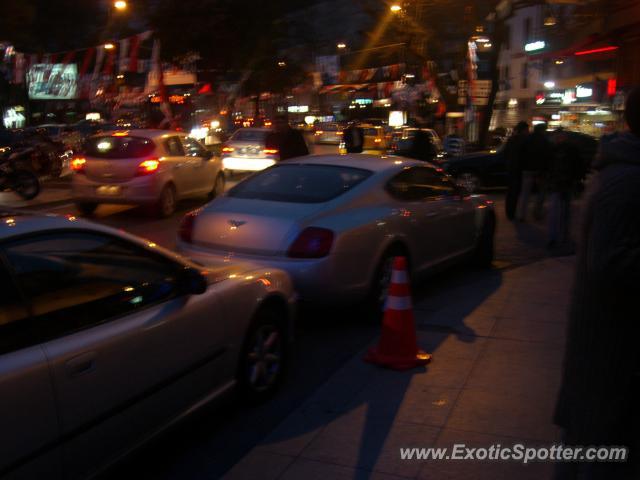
left=287, top=227, right=334, bottom=258
left=179, top=210, right=199, bottom=243
left=71, top=157, right=86, bottom=173
left=136, top=158, right=160, bottom=176
left=263, top=148, right=279, bottom=155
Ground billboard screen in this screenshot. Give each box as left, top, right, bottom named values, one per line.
left=27, top=64, right=78, bottom=100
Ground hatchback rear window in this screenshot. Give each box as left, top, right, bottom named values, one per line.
left=228, top=164, right=372, bottom=203
left=84, top=136, right=155, bottom=159
left=231, top=129, right=269, bottom=143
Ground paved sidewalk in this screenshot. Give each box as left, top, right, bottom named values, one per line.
left=224, top=255, right=575, bottom=480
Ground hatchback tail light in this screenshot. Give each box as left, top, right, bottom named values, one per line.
left=71, top=157, right=86, bottom=174
left=136, top=158, right=159, bottom=176
left=287, top=227, right=334, bottom=258
left=179, top=210, right=199, bottom=243
left=222, top=146, right=234, bottom=155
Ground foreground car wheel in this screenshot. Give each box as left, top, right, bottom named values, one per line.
left=456, top=172, right=481, bottom=193
left=156, top=184, right=176, bottom=218
left=75, top=201, right=98, bottom=216
left=473, top=210, right=496, bottom=268
left=237, top=307, right=287, bottom=403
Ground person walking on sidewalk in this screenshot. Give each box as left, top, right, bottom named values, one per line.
left=266, top=114, right=309, bottom=160
left=343, top=122, right=364, bottom=153
left=554, top=87, right=640, bottom=480
left=504, top=121, right=529, bottom=220
left=546, top=130, right=582, bottom=254
left=516, top=122, right=552, bottom=222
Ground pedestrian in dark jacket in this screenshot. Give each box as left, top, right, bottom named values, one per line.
left=343, top=122, right=364, bottom=153
left=547, top=130, right=583, bottom=253
left=517, top=122, right=552, bottom=221
left=554, top=88, right=640, bottom=480
left=266, top=115, right=309, bottom=160
left=504, top=121, right=529, bottom=220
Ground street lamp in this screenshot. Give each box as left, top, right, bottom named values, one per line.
left=104, top=43, right=115, bottom=50
left=337, top=43, right=347, bottom=50
left=114, top=1, right=127, bottom=10
left=390, top=4, right=402, bottom=13
left=277, top=61, right=286, bottom=67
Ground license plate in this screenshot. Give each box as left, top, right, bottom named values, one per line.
left=96, top=185, right=122, bottom=196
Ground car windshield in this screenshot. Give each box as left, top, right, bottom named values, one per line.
left=231, top=129, right=269, bottom=142
left=228, top=164, right=372, bottom=203
left=84, top=136, right=155, bottom=159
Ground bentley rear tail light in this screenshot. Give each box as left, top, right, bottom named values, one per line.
left=287, top=227, right=334, bottom=258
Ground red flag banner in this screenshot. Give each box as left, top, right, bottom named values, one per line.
left=128, top=34, right=141, bottom=73
left=79, top=47, right=95, bottom=76
left=103, top=50, right=115, bottom=75
left=62, top=51, right=76, bottom=65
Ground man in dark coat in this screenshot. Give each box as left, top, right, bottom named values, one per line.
left=547, top=129, right=583, bottom=253
left=266, top=115, right=309, bottom=160
left=343, top=122, right=364, bottom=153
left=504, top=121, right=529, bottom=220
left=517, top=122, right=552, bottom=221
left=554, top=88, right=640, bottom=479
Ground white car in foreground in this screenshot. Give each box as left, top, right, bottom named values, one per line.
left=0, top=210, right=294, bottom=479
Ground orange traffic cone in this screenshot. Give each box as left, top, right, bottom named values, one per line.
left=364, top=256, right=432, bottom=370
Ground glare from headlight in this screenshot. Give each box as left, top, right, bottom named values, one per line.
left=190, top=127, right=208, bottom=140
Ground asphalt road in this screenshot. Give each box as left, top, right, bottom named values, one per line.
left=32, top=145, right=553, bottom=479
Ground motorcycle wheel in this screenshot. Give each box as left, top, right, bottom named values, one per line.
left=12, top=170, right=41, bottom=200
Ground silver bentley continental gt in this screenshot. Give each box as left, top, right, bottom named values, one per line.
left=178, top=154, right=495, bottom=309
left=0, top=210, right=294, bottom=479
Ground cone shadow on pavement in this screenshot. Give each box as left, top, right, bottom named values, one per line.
left=244, top=258, right=504, bottom=480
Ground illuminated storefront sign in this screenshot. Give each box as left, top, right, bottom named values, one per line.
left=576, top=85, right=593, bottom=98
left=524, top=41, right=546, bottom=52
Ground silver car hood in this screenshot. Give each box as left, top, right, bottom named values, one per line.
left=192, top=196, right=325, bottom=256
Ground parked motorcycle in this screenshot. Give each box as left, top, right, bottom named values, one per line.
left=0, top=147, right=41, bottom=200
left=10, top=128, right=71, bottom=177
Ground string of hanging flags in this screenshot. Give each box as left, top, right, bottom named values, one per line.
left=11, top=31, right=156, bottom=87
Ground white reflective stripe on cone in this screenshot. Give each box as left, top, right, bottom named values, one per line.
left=385, top=295, right=412, bottom=311
left=391, top=269, right=408, bottom=284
